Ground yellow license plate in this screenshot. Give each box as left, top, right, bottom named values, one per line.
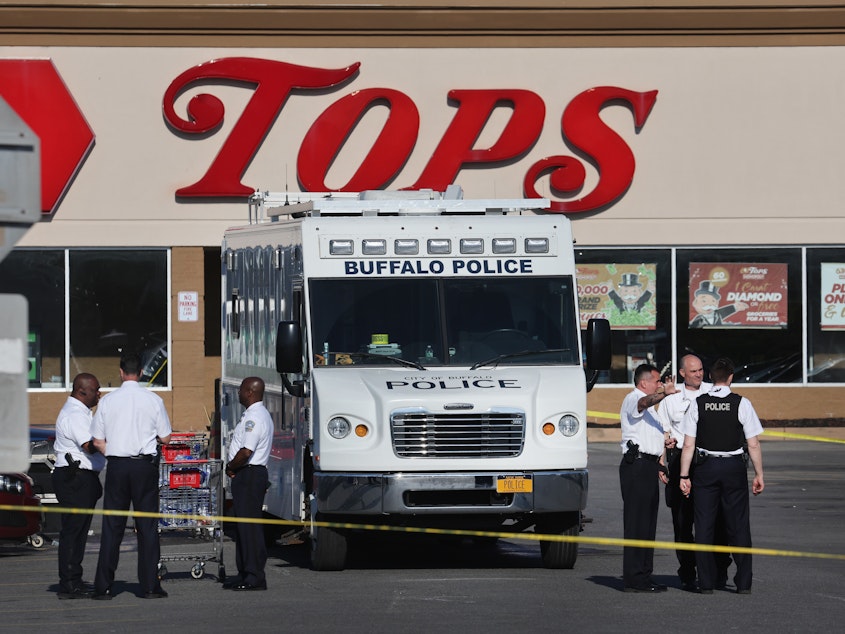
left=496, top=475, right=533, bottom=493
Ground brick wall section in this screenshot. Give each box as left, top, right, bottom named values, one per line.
left=170, top=247, right=220, bottom=432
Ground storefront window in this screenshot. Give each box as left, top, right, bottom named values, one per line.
left=0, top=249, right=66, bottom=387
left=807, top=248, right=845, bottom=383
left=0, top=248, right=169, bottom=390
left=677, top=248, right=803, bottom=383
left=575, top=248, right=672, bottom=383
left=69, top=250, right=169, bottom=388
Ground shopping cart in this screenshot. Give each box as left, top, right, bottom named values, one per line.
left=27, top=432, right=57, bottom=548
left=157, top=433, right=225, bottom=581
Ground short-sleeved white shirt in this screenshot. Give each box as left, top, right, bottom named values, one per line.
left=227, top=401, right=273, bottom=466
left=90, top=380, right=172, bottom=457
left=657, top=381, right=713, bottom=445
left=54, top=396, right=106, bottom=471
left=620, top=387, right=665, bottom=456
left=679, top=385, right=764, bottom=447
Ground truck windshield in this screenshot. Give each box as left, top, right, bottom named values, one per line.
left=309, top=277, right=580, bottom=367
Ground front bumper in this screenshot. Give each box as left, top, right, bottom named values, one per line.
left=313, top=470, right=587, bottom=515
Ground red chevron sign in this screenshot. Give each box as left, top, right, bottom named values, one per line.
left=0, top=59, right=95, bottom=215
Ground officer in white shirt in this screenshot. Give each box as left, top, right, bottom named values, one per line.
left=657, top=354, right=730, bottom=591
left=90, top=353, right=172, bottom=600
left=52, top=373, right=105, bottom=599
left=619, top=363, right=677, bottom=593
left=679, top=357, right=765, bottom=595
left=223, top=377, right=273, bottom=591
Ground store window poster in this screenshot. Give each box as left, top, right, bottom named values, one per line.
left=820, top=263, right=845, bottom=330
left=688, top=262, right=788, bottom=329
left=576, top=263, right=657, bottom=330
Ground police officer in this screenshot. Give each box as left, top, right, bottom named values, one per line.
left=224, top=377, right=273, bottom=591
left=657, top=354, right=731, bottom=591
left=619, top=363, right=677, bottom=593
left=90, top=353, right=172, bottom=600
left=52, top=373, right=105, bottom=599
left=679, top=357, right=765, bottom=595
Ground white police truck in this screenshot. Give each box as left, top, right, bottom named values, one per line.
left=220, top=187, right=610, bottom=570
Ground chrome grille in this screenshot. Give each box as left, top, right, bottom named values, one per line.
left=391, top=410, right=525, bottom=458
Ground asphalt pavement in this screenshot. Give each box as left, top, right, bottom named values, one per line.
left=2, top=439, right=844, bottom=633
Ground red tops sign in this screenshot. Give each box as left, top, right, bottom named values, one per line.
left=163, top=58, right=658, bottom=214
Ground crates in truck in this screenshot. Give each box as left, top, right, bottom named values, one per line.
left=219, top=187, right=610, bottom=571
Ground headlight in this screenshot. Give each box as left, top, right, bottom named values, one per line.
left=557, top=415, right=580, bottom=437
left=327, top=417, right=352, bottom=439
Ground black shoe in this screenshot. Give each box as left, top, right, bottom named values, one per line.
left=222, top=578, right=243, bottom=590
left=57, top=586, right=93, bottom=600
left=681, top=581, right=699, bottom=593
left=699, top=588, right=714, bottom=595
left=736, top=588, right=751, bottom=595
left=623, top=583, right=667, bottom=593
left=91, top=589, right=113, bottom=601
left=231, top=582, right=267, bottom=591
left=144, top=588, right=169, bottom=599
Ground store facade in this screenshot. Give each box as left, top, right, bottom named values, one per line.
left=2, top=1, right=845, bottom=429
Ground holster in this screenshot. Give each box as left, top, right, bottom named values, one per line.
left=624, top=440, right=639, bottom=464
left=65, top=453, right=81, bottom=480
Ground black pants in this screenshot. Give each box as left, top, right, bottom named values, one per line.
left=231, top=465, right=269, bottom=586
left=52, top=467, right=102, bottom=590
left=666, top=449, right=732, bottom=584
left=95, top=457, right=161, bottom=594
left=692, top=456, right=753, bottom=591
left=620, top=456, right=660, bottom=589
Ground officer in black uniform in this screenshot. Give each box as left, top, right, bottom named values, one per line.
left=679, top=357, right=765, bottom=595
left=657, top=353, right=732, bottom=591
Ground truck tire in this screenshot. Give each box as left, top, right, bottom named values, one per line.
left=538, top=511, right=580, bottom=569
left=310, top=517, right=348, bottom=571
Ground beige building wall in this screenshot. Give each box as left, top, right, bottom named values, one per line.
left=7, top=1, right=845, bottom=427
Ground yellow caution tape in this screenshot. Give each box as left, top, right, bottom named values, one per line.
left=587, top=410, right=620, bottom=421
left=587, top=410, right=845, bottom=445
left=759, top=430, right=845, bottom=444
left=4, top=503, right=844, bottom=562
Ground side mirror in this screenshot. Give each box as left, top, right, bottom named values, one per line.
left=585, top=318, right=611, bottom=392
left=276, top=321, right=303, bottom=374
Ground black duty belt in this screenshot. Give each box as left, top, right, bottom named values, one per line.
left=109, top=455, right=156, bottom=461
left=636, top=452, right=660, bottom=462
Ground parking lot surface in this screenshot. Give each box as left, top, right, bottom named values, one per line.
left=2, top=439, right=844, bottom=633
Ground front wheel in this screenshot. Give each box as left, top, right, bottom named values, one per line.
left=310, top=515, right=348, bottom=571
left=538, top=512, right=580, bottom=569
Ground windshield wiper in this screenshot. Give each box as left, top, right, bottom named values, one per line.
left=469, top=348, right=571, bottom=371
left=338, top=351, right=426, bottom=371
